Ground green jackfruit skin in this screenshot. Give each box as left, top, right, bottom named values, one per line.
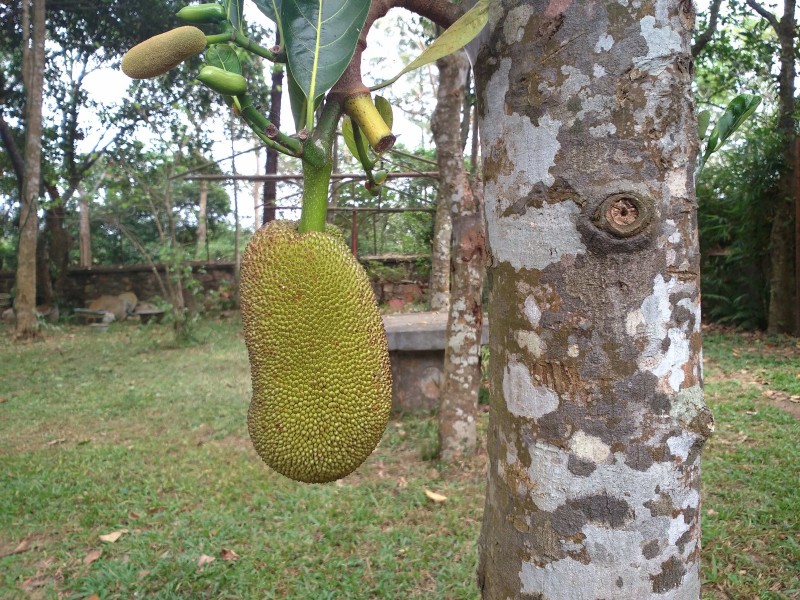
left=121, top=26, right=206, bottom=80
left=240, top=220, right=392, bottom=483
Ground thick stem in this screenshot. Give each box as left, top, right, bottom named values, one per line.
left=298, top=159, right=332, bottom=233
left=238, top=95, right=301, bottom=155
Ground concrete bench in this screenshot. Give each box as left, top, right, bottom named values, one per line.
left=382, top=312, right=488, bottom=412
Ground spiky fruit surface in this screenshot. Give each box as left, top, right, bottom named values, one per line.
left=240, top=221, right=392, bottom=483
left=121, top=26, right=206, bottom=80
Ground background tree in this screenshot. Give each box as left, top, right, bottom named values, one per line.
left=432, top=50, right=484, bottom=461
left=693, top=0, right=798, bottom=334
left=0, top=0, right=255, bottom=305
left=473, top=2, right=712, bottom=596
left=14, top=0, right=46, bottom=340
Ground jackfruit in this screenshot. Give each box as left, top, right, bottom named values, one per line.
left=240, top=220, right=392, bottom=483
left=121, top=26, right=207, bottom=80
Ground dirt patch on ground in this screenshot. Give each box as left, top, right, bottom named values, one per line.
left=711, top=363, right=800, bottom=419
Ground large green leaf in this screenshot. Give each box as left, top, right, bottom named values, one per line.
left=252, top=0, right=284, bottom=43
left=224, top=0, right=243, bottom=32
left=252, top=0, right=281, bottom=22
left=281, top=0, right=370, bottom=127
left=371, top=0, right=488, bottom=91
left=286, top=66, right=323, bottom=131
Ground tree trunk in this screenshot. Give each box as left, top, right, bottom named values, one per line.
left=474, top=3, right=713, bottom=597
left=760, top=0, right=797, bottom=334
left=253, top=147, right=262, bottom=228
left=262, top=61, right=284, bottom=226
left=197, top=179, right=208, bottom=259
left=15, top=0, right=46, bottom=340
left=433, top=51, right=485, bottom=461
left=78, top=190, right=92, bottom=268
left=429, top=56, right=455, bottom=313
left=45, top=199, right=71, bottom=299
left=430, top=186, right=453, bottom=311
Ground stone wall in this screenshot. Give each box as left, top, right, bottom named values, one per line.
left=0, top=255, right=430, bottom=309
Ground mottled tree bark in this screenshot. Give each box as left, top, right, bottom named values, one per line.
left=15, top=0, right=46, bottom=340
left=434, top=51, right=486, bottom=461
left=429, top=56, right=455, bottom=313
left=429, top=186, right=452, bottom=312
left=474, top=2, right=713, bottom=597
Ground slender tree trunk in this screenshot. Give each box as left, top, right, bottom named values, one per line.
left=253, top=147, right=262, bottom=227
left=262, top=61, right=284, bottom=225
left=197, top=180, right=208, bottom=259
left=15, top=0, right=46, bottom=340
left=474, top=3, right=713, bottom=597
left=78, top=190, right=92, bottom=268
left=45, top=199, right=71, bottom=299
left=430, top=188, right=453, bottom=311
left=755, top=0, right=798, bottom=334
left=433, top=51, right=485, bottom=460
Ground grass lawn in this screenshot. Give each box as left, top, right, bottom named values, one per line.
left=1, top=319, right=798, bottom=599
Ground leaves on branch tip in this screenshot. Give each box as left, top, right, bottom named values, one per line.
left=371, top=0, right=489, bottom=91
left=282, top=0, right=371, bottom=128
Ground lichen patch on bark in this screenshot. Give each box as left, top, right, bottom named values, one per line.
left=503, top=359, right=560, bottom=420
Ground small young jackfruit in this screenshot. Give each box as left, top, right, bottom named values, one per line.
left=240, top=221, right=392, bottom=483
left=121, top=26, right=207, bottom=80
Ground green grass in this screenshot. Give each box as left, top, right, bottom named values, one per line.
left=0, top=321, right=798, bottom=598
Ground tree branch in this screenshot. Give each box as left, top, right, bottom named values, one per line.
left=746, top=0, right=780, bottom=30
left=692, top=0, right=723, bottom=57
left=393, top=0, right=462, bottom=29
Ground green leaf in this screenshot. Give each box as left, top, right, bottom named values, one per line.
left=341, top=116, right=359, bottom=157
left=703, top=94, right=761, bottom=163
left=224, top=0, right=243, bottom=32
left=252, top=0, right=284, bottom=43
left=252, top=0, right=280, bottom=22
left=375, top=96, right=393, bottom=130
left=281, top=0, right=370, bottom=128
left=205, top=44, right=242, bottom=74
left=371, top=0, right=488, bottom=92
left=697, top=110, right=711, bottom=141
left=286, top=67, right=323, bottom=131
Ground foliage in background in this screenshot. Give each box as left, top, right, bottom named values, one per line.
left=697, top=117, right=783, bottom=329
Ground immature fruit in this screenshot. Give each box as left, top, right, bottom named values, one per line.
left=196, top=65, right=247, bottom=96
left=240, top=220, right=392, bottom=483
left=121, top=26, right=206, bottom=79
left=176, top=3, right=226, bottom=24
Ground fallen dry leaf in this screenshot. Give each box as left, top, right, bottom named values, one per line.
left=0, top=397, right=7, bottom=403
left=0, top=540, right=30, bottom=558
left=46, top=438, right=66, bottom=446
left=128, top=511, right=141, bottom=520
left=220, top=548, right=240, bottom=561
left=424, top=489, right=448, bottom=503
left=86, top=595, right=100, bottom=600
left=84, top=549, right=102, bottom=565
left=99, top=529, right=128, bottom=543
left=197, top=554, right=215, bottom=567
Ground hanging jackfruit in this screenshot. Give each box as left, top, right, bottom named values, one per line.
left=240, top=220, right=392, bottom=483
left=121, top=26, right=207, bottom=80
